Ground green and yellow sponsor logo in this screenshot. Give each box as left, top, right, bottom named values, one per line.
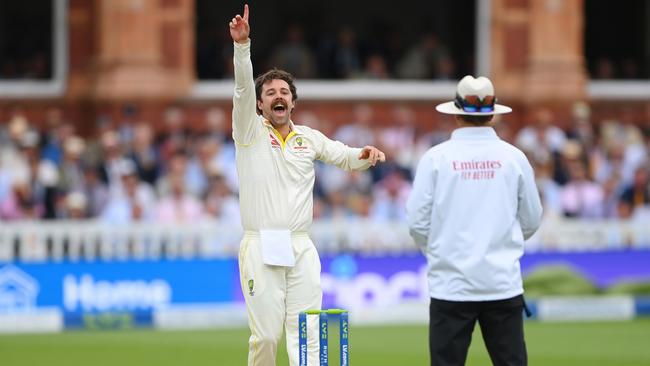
left=248, top=279, right=255, bottom=296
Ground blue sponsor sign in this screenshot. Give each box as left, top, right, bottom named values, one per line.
left=0, top=259, right=238, bottom=317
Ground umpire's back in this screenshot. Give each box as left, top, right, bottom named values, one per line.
left=407, top=75, right=543, bottom=301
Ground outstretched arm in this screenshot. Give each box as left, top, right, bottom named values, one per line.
left=312, top=129, right=386, bottom=171
left=230, top=4, right=258, bottom=145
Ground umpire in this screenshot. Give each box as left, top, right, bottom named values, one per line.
left=407, top=75, right=543, bottom=366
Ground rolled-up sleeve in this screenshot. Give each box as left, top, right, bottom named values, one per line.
left=406, top=153, right=436, bottom=250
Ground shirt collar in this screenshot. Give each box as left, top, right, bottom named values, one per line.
left=450, top=127, right=499, bottom=140
left=262, top=119, right=303, bottom=135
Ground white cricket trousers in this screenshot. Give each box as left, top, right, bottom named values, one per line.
left=238, top=231, right=322, bottom=366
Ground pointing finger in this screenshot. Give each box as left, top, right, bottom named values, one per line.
left=243, top=4, right=249, bottom=22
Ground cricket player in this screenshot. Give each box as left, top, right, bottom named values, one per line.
left=407, top=76, right=543, bottom=366
left=228, top=5, right=386, bottom=366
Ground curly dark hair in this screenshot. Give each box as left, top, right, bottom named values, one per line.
left=254, top=68, right=298, bottom=115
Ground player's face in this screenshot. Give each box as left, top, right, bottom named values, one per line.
left=258, top=79, right=294, bottom=127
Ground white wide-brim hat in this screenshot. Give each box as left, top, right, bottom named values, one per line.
left=436, top=75, right=512, bottom=115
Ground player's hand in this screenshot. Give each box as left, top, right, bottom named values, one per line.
left=229, top=4, right=250, bottom=43
left=358, top=146, right=386, bottom=166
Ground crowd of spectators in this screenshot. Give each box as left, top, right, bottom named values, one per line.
left=1, top=102, right=650, bottom=225
left=197, top=23, right=459, bottom=80
left=590, top=57, right=649, bottom=79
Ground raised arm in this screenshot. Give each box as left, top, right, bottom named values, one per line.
left=229, top=4, right=249, bottom=44
left=229, top=4, right=258, bottom=145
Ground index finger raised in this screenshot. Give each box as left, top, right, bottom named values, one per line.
left=243, top=4, right=249, bottom=22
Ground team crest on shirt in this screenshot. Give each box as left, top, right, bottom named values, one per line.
left=269, top=134, right=281, bottom=149
left=248, top=279, right=255, bottom=296
left=292, top=136, right=310, bottom=156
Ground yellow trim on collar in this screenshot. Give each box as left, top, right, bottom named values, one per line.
left=267, top=122, right=297, bottom=150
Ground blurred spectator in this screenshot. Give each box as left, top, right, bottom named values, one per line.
left=155, top=174, right=205, bottom=224
left=618, top=166, right=650, bottom=219
left=369, top=168, right=411, bottom=221
left=377, top=105, right=417, bottom=168
left=600, top=170, right=624, bottom=219
left=331, top=27, right=362, bottom=79
left=97, top=130, right=127, bottom=195
left=200, top=108, right=238, bottom=191
left=533, top=158, right=562, bottom=218
left=203, top=106, right=230, bottom=143
left=346, top=191, right=373, bottom=218
left=157, top=150, right=197, bottom=198
left=560, top=157, right=605, bottom=219
left=81, top=165, right=109, bottom=218
left=334, top=103, right=375, bottom=147
left=599, top=113, right=647, bottom=185
left=186, top=138, right=220, bottom=196
left=0, top=179, right=42, bottom=220
left=567, top=101, right=595, bottom=150
left=57, top=136, right=86, bottom=193
left=1, top=113, right=30, bottom=181
left=61, top=191, right=89, bottom=220
left=592, top=142, right=626, bottom=188
left=413, top=116, right=454, bottom=170
left=156, top=106, right=191, bottom=165
left=620, top=58, right=641, bottom=79
left=81, top=115, right=113, bottom=168
left=357, top=53, right=391, bottom=79
left=128, top=123, right=160, bottom=185
left=116, top=104, right=138, bottom=145
left=100, top=160, right=155, bottom=224
left=269, top=24, right=317, bottom=78
left=593, top=57, right=616, bottom=79
left=203, top=166, right=240, bottom=224
left=642, top=104, right=650, bottom=141
left=515, top=108, right=567, bottom=157
left=322, top=189, right=354, bottom=219
left=14, top=129, right=58, bottom=219
left=516, top=108, right=568, bottom=184
left=40, top=108, right=67, bottom=164
left=435, top=54, right=456, bottom=80
left=396, top=32, right=450, bottom=79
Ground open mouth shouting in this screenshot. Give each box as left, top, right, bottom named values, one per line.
left=271, top=100, right=288, bottom=117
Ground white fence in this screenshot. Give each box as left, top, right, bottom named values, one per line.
left=1, top=218, right=649, bottom=262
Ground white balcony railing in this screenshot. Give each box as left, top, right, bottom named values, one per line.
left=0, top=218, right=649, bottom=263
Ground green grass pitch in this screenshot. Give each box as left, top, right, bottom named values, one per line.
left=1, top=319, right=649, bottom=365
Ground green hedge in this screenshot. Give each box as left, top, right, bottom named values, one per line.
left=604, top=281, right=650, bottom=296
left=523, top=264, right=650, bottom=297
left=523, top=265, right=599, bottom=297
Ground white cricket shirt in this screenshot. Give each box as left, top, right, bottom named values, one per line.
left=407, top=127, right=543, bottom=301
left=232, top=41, right=371, bottom=232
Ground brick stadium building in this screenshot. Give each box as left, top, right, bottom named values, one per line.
left=0, top=0, right=647, bottom=134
